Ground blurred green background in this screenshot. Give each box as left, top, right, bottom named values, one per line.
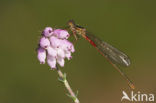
left=0, top=0, right=156, bottom=103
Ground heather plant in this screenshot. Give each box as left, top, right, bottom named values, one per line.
left=37, top=27, right=79, bottom=103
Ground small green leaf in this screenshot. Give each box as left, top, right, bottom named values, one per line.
left=66, top=94, right=76, bottom=101
left=63, top=73, right=67, bottom=80
left=76, top=90, right=79, bottom=97
left=58, top=77, right=64, bottom=82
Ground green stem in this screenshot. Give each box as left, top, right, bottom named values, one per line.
left=56, top=66, right=80, bottom=103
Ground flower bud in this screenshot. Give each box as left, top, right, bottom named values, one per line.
left=57, top=56, right=65, bottom=67
left=62, top=39, right=75, bottom=52
left=53, top=29, right=70, bottom=39
left=47, top=55, right=56, bottom=69
left=37, top=47, right=46, bottom=64
left=49, top=36, right=61, bottom=48
left=65, top=52, right=72, bottom=60
left=40, top=37, right=50, bottom=48
left=42, top=27, right=53, bottom=37
left=47, top=46, right=57, bottom=57
left=57, top=48, right=65, bottom=58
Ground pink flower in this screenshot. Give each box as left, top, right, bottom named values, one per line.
left=53, top=29, right=70, bottom=39
left=57, top=48, right=65, bottom=58
left=40, top=37, right=50, bottom=49
left=47, top=46, right=57, bottom=57
left=42, top=27, right=53, bottom=37
left=49, top=36, right=61, bottom=48
left=47, top=55, right=56, bottom=69
left=65, top=52, right=72, bottom=60
left=37, top=47, right=46, bottom=64
left=57, top=56, right=65, bottom=67
left=61, top=39, right=75, bottom=53
left=37, top=27, right=75, bottom=69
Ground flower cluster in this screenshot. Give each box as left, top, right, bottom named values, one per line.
left=37, top=27, right=75, bottom=69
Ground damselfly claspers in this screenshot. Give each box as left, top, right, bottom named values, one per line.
left=67, top=20, right=135, bottom=89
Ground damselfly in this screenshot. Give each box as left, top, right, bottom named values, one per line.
left=67, top=20, right=135, bottom=89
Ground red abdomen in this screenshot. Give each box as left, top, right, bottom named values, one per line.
left=85, top=35, right=97, bottom=47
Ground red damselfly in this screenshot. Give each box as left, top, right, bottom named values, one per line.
left=67, top=20, right=135, bottom=89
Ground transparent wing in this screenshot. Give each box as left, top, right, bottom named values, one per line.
left=86, top=32, right=131, bottom=67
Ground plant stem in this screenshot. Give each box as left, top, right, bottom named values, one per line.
left=56, top=66, right=80, bottom=103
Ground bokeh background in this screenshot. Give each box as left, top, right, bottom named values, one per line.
left=0, top=0, right=156, bottom=103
